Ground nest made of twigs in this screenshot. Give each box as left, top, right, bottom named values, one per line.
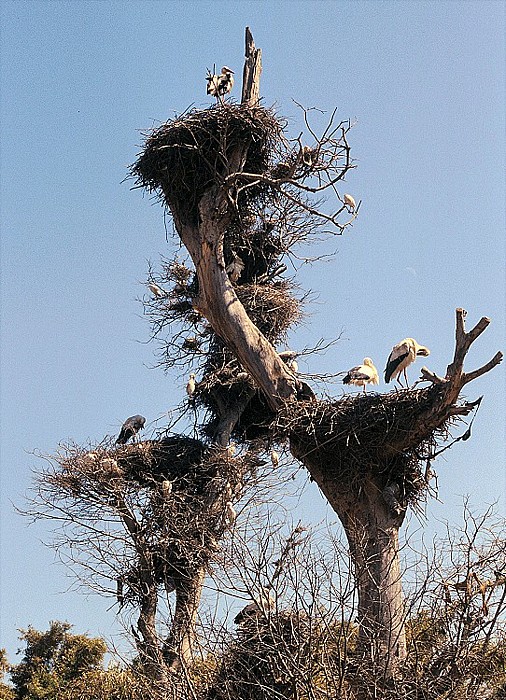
left=205, top=610, right=319, bottom=700
left=131, top=104, right=283, bottom=225
left=275, top=386, right=449, bottom=505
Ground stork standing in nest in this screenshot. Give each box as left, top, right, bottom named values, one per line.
left=206, top=66, right=235, bottom=104
left=343, top=357, right=379, bottom=393
left=384, top=338, right=430, bottom=387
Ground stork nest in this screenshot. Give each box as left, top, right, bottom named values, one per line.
left=235, top=282, right=302, bottom=339
left=131, top=104, right=283, bottom=225
left=205, top=611, right=323, bottom=700
left=274, top=386, right=450, bottom=506
left=49, top=436, right=263, bottom=599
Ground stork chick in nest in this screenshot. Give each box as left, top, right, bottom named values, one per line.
left=206, top=66, right=235, bottom=101
left=384, top=338, right=430, bottom=387
left=343, top=358, right=379, bottom=393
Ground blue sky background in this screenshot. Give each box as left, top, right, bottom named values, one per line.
left=1, top=0, right=504, bottom=664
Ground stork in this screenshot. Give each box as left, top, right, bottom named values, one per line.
left=270, top=450, right=280, bottom=468
left=186, top=373, right=196, bottom=398
left=384, top=338, right=430, bottom=387
left=148, top=282, right=167, bottom=299
left=343, top=193, right=356, bottom=211
left=115, top=415, right=146, bottom=445
left=279, top=349, right=299, bottom=373
left=226, top=252, right=244, bottom=283
left=234, top=588, right=275, bottom=624
left=206, top=66, right=235, bottom=102
left=343, top=357, right=379, bottom=393
left=224, top=501, right=237, bottom=527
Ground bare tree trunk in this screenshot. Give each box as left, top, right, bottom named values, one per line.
left=173, top=190, right=298, bottom=412
left=163, top=567, right=206, bottom=670
left=137, top=584, right=168, bottom=685
left=242, top=27, right=262, bottom=106
left=340, top=484, right=406, bottom=676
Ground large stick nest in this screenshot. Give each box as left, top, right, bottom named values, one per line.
left=47, top=436, right=263, bottom=598
left=205, top=611, right=324, bottom=700
left=275, top=386, right=451, bottom=506
left=131, top=104, right=283, bottom=225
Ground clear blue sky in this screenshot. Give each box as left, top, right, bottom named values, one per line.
left=1, top=0, right=504, bottom=664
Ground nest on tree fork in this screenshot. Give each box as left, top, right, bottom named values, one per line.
left=50, top=436, right=262, bottom=598
left=131, top=104, right=283, bottom=226
left=275, top=386, right=453, bottom=508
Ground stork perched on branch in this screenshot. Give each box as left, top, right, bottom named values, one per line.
left=384, top=338, right=430, bottom=387
left=206, top=66, right=235, bottom=102
left=115, top=415, right=146, bottom=445
left=343, top=357, right=379, bottom=393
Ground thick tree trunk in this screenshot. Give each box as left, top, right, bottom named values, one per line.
left=173, top=190, right=298, bottom=412
left=163, top=567, right=206, bottom=670
left=340, top=483, right=406, bottom=676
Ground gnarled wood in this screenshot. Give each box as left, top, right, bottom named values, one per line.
left=174, top=187, right=299, bottom=412
left=242, top=27, right=262, bottom=106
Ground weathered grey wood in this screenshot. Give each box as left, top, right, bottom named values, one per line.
left=242, top=26, right=262, bottom=106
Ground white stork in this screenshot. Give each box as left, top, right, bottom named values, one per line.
left=186, top=373, right=196, bottom=398
left=224, top=501, right=237, bottom=526
left=343, top=357, right=379, bottom=393
left=234, top=588, right=275, bottom=624
left=270, top=450, right=279, bottom=468
left=148, top=282, right=167, bottom=299
left=384, top=338, right=430, bottom=387
left=206, top=66, right=235, bottom=101
left=343, top=193, right=356, bottom=212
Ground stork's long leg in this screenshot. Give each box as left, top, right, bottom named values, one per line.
left=403, top=368, right=409, bottom=387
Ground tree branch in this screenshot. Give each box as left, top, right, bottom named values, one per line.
left=463, top=351, right=503, bottom=385
left=241, top=27, right=262, bottom=106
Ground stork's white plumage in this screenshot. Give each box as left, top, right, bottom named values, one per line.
left=162, top=480, right=172, bottom=496
left=343, top=193, right=356, bottom=211
left=234, top=588, right=275, bottom=624
left=148, top=282, right=167, bottom=299
left=206, top=66, right=235, bottom=99
left=343, top=357, right=379, bottom=393
left=384, top=338, right=430, bottom=387
left=270, top=450, right=279, bottom=468
left=224, top=501, right=237, bottom=526
left=186, top=373, right=196, bottom=398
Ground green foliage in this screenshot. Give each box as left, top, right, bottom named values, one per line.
left=58, top=666, right=152, bottom=700
left=0, top=650, right=14, bottom=700
left=9, top=622, right=106, bottom=700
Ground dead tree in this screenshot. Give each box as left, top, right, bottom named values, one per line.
left=27, top=435, right=262, bottom=686
left=131, top=28, right=502, bottom=680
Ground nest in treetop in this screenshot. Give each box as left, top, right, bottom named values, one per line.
left=274, top=385, right=452, bottom=507
left=131, top=103, right=283, bottom=225
left=235, top=282, right=302, bottom=340
left=48, top=436, right=263, bottom=590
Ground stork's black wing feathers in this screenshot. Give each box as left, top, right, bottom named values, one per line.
left=115, top=415, right=146, bottom=445
left=343, top=366, right=367, bottom=384
left=384, top=352, right=408, bottom=383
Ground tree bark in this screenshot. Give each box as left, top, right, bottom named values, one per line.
left=173, top=188, right=299, bottom=412
left=242, top=27, right=262, bottom=106
left=163, top=567, right=206, bottom=670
